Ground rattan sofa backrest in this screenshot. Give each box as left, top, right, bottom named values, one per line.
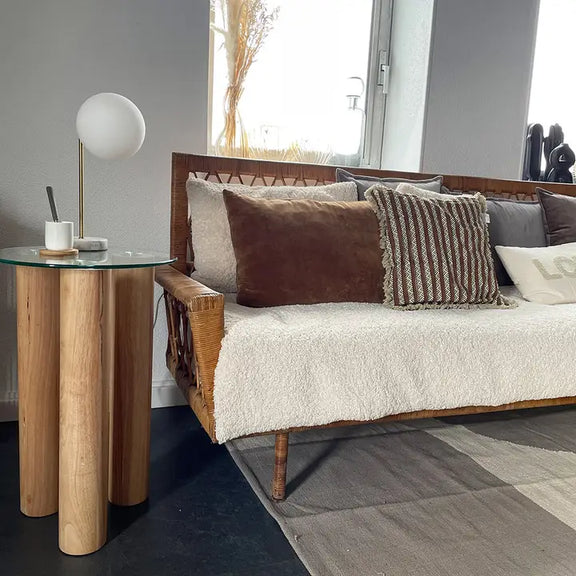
left=170, top=152, right=576, bottom=275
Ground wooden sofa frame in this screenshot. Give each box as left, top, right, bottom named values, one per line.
left=155, top=152, right=576, bottom=501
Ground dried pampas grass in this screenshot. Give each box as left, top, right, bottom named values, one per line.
left=215, top=142, right=335, bottom=165
left=212, top=0, right=278, bottom=157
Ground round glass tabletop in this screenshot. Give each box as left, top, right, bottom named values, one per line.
left=0, top=247, right=176, bottom=270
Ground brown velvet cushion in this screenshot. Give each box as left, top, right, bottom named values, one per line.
left=537, top=187, right=576, bottom=246
left=223, top=190, right=384, bottom=307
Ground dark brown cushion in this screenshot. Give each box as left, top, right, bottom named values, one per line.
left=223, top=190, right=384, bottom=307
left=537, top=188, right=576, bottom=246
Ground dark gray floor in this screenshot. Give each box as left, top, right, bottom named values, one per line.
left=0, top=406, right=308, bottom=576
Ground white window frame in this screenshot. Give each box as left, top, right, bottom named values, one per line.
left=207, top=0, right=394, bottom=167
left=362, top=0, right=394, bottom=168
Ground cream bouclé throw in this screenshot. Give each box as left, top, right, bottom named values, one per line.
left=213, top=289, right=576, bottom=442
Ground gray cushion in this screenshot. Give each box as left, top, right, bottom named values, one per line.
left=486, top=198, right=547, bottom=285
left=335, top=168, right=443, bottom=201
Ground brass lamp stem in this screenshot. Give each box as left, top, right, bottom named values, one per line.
left=78, top=139, right=84, bottom=238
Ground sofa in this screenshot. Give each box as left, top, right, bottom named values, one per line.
left=155, top=153, right=576, bottom=500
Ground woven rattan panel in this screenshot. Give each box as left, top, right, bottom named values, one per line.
left=171, top=153, right=576, bottom=274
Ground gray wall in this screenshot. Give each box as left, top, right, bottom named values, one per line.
left=421, top=0, right=540, bottom=178
left=0, top=0, right=210, bottom=418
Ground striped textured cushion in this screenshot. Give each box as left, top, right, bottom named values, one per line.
left=366, top=186, right=515, bottom=310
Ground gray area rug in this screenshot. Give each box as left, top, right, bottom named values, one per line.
left=228, top=407, right=576, bottom=576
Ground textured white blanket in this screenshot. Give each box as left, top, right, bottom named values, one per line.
left=213, top=288, right=576, bottom=442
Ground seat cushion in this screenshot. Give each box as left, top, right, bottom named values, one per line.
left=213, top=288, right=576, bottom=441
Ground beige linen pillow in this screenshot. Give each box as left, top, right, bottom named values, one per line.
left=395, top=182, right=454, bottom=200
left=495, top=242, right=576, bottom=304
left=395, top=182, right=469, bottom=200
left=187, top=177, right=357, bottom=293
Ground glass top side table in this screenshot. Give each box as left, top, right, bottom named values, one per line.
left=0, top=246, right=174, bottom=269
left=0, top=247, right=175, bottom=556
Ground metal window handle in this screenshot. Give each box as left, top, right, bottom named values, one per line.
left=377, top=50, right=390, bottom=95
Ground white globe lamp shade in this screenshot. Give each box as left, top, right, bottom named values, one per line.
left=76, top=93, right=145, bottom=160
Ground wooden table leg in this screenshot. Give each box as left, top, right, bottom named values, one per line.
left=109, top=268, right=154, bottom=506
left=58, top=269, right=112, bottom=555
left=16, top=266, right=59, bottom=517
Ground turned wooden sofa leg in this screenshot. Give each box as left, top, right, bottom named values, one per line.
left=272, top=432, right=289, bottom=501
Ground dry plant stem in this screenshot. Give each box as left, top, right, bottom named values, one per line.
left=215, top=144, right=335, bottom=164
left=212, top=0, right=278, bottom=156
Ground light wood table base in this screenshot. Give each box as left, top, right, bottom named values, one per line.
left=59, top=269, right=112, bottom=555
left=17, top=267, right=60, bottom=518
left=16, top=265, right=155, bottom=556
left=109, top=268, right=154, bottom=506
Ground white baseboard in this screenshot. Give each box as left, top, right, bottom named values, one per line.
left=0, top=390, right=18, bottom=422
left=151, top=379, right=187, bottom=409
left=0, top=380, right=186, bottom=423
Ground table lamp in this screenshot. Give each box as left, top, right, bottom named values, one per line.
left=74, top=92, right=146, bottom=251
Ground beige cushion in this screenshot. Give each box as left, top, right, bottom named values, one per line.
left=495, top=243, right=576, bottom=304
left=187, top=176, right=357, bottom=293
left=395, top=182, right=460, bottom=200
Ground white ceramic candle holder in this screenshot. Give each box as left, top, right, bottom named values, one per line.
left=45, top=221, right=74, bottom=251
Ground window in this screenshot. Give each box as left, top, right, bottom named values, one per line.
left=209, top=0, right=392, bottom=166
left=528, top=0, right=576, bottom=151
